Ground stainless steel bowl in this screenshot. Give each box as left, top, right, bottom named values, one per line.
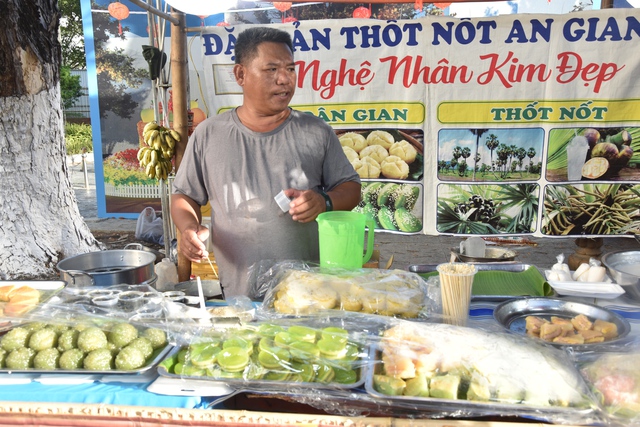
left=601, top=250, right=640, bottom=301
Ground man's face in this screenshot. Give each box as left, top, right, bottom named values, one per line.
left=234, top=41, right=296, bottom=116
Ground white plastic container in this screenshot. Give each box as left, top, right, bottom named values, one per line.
left=155, top=258, right=178, bottom=291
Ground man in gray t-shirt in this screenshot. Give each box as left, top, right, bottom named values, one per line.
left=171, top=27, right=361, bottom=297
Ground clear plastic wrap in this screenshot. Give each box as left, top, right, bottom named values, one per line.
left=575, top=343, right=640, bottom=426
left=0, top=284, right=222, bottom=347
left=0, top=281, right=65, bottom=330
left=0, top=309, right=173, bottom=374
left=253, top=260, right=441, bottom=319
left=157, top=316, right=373, bottom=395
left=278, top=319, right=606, bottom=424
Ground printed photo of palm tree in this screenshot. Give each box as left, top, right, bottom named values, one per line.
left=546, top=127, right=640, bottom=182
left=437, top=128, right=544, bottom=182
left=437, top=183, right=539, bottom=234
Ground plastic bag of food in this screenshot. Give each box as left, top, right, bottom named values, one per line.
left=579, top=349, right=640, bottom=424
left=254, top=260, right=439, bottom=319
left=546, top=253, right=572, bottom=282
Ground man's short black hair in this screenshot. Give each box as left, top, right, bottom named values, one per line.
left=234, top=27, right=294, bottom=65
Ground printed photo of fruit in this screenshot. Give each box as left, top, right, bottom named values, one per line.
left=337, top=129, right=423, bottom=182
left=437, top=128, right=544, bottom=182
left=546, top=127, right=640, bottom=182
left=437, top=184, right=539, bottom=234
left=353, top=182, right=423, bottom=233
left=542, top=183, right=640, bottom=236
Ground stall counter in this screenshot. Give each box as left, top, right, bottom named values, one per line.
left=0, top=401, right=590, bottom=427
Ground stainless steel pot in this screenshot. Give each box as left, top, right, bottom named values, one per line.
left=57, top=248, right=157, bottom=288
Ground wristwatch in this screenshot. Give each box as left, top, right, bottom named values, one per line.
left=319, top=191, right=333, bottom=212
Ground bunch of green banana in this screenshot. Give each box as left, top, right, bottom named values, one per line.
left=138, top=121, right=180, bottom=180
left=354, top=182, right=423, bottom=233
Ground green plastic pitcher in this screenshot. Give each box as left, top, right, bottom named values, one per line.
left=316, top=211, right=375, bottom=270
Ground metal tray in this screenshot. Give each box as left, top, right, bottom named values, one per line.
left=0, top=343, right=173, bottom=376
left=157, top=343, right=368, bottom=391
left=451, top=247, right=517, bottom=263
left=364, top=346, right=598, bottom=423
left=408, top=263, right=550, bottom=301
left=493, top=297, right=631, bottom=348
left=0, top=281, right=66, bottom=332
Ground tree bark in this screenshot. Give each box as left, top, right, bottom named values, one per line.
left=0, top=0, right=101, bottom=280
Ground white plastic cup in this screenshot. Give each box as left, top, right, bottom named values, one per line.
left=274, top=190, right=292, bottom=213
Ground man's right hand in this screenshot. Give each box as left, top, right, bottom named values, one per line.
left=179, top=225, right=210, bottom=262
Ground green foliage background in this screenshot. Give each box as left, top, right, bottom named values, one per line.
left=65, top=123, right=93, bottom=155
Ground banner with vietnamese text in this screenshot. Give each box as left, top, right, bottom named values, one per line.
left=201, top=10, right=640, bottom=238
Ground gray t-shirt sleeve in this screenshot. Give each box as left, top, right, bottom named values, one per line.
left=171, top=128, right=210, bottom=207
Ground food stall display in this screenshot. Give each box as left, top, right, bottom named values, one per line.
left=0, top=260, right=638, bottom=426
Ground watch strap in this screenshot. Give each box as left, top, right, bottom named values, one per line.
left=319, top=191, right=333, bottom=212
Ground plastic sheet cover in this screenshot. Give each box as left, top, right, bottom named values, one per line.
left=0, top=276, right=623, bottom=425
left=251, top=260, right=442, bottom=320
left=575, top=343, right=640, bottom=426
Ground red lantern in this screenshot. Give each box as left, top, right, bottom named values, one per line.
left=273, top=2, right=292, bottom=12
left=108, top=1, right=130, bottom=35
left=414, top=0, right=423, bottom=10
left=283, top=16, right=298, bottom=23
left=353, top=6, right=371, bottom=19
left=216, top=21, right=230, bottom=26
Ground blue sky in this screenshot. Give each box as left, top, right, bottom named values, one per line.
left=438, top=128, right=544, bottom=164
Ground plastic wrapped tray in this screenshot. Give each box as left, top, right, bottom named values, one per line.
left=362, top=322, right=602, bottom=424
left=157, top=323, right=370, bottom=392
left=0, top=281, right=66, bottom=332
left=579, top=351, right=640, bottom=423
left=0, top=342, right=173, bottom=375
left=0, top=319, right=173, bottom=375
left=157, top=345, right=368, bottom=391
left=364, top=346, right=598, bottom=423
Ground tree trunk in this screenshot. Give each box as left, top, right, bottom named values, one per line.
left=0, top=0, right=101, bottom=280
